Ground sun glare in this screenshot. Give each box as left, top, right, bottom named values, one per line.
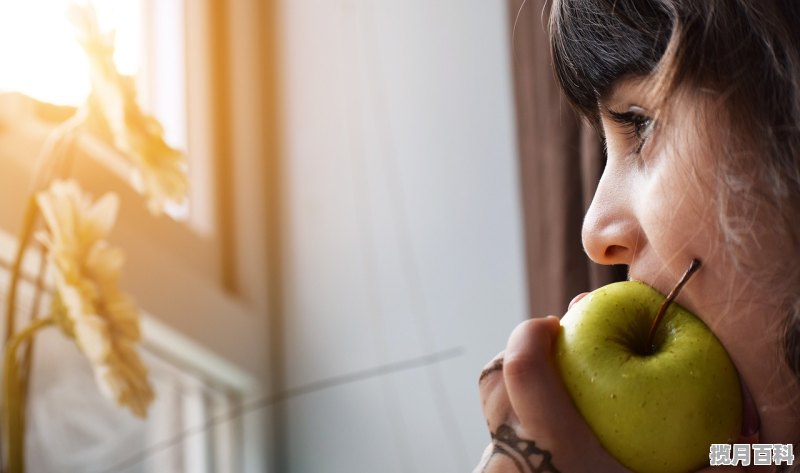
left=0, top=0, right=142, bottom=106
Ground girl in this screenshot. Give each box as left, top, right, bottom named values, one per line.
left=476, top=1, right=800, bottom=471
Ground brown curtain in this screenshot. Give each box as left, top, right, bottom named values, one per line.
left=507, top=0, right=626, bottom=317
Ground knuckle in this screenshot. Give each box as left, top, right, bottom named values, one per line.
left=505, top=320, right=551, bottom=369
left=501, top=351, right=537, bottom=381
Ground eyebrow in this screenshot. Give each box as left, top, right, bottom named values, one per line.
left=600, top=74, right=654, bottom=109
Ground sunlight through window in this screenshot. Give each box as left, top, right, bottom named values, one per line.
left=0, top=0, right=193, bottom=221
left=0, top=0, right=142, bottom=106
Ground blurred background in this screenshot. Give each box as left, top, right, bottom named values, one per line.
left=0, top=0, right=614, bottom=472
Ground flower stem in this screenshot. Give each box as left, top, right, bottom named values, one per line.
left=4, top=197, right=39, bottom=344
left=18, top=252, right=48, bottom=439
left=1, top=102, right=86, bottom=472
left=3, top=317, right=52, bottom=473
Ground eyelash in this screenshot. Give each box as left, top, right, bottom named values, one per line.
left=608, top=110, right=654, bottom=154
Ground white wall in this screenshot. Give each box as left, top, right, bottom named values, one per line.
left=277, top=1, right=528, bottom=471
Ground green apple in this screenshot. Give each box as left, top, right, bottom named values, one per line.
left=555, top=280, right=742, bottom=473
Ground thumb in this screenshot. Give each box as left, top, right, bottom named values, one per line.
left=502, top=316, right=569, bottom=438
left=502, top=316, right=627, bottom=472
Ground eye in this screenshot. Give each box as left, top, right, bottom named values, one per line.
left=607, top=107, right=654, bottom=154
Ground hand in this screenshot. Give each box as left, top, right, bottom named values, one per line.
left=474, top=291, right=757, bottom=473
left=474, top=315, right=629, bottom=473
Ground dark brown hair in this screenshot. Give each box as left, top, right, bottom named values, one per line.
left=549, top=0, right=800, bottom=390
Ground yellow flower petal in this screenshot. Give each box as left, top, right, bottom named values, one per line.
left=37, top=179, right=155, bottom=417
left=73, top=315, right=112, bottom=364
left=69, top=4, right=189, bottom=215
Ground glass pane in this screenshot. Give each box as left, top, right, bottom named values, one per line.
left=0, top=0, right=191, bottom=220
left=0, top=0, right=143, bottom=106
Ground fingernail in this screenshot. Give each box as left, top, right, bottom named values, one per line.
left=568, top=292, right=589, bottom=310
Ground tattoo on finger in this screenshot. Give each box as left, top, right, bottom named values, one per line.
left=485, top=424, right=560, bottom=473
left=479, top=358, right=504, bottom=384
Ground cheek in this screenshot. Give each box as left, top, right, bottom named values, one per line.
left=636, top=149, right=723, bottom=266
left=638, top=146, right=779, bottom=327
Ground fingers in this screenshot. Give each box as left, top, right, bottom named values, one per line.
left=473, top=442, right=525, bottom=473
left=472, top=443, right=494, bottom=473
left=478, top=352, right=504, bottom=385
left=502, top=316, right=566, bottom=437
left=478, top=354, right=514, bottom=432
left=501, top=316, right=627, bottom=472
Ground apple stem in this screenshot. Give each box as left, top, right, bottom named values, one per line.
left=646, top=259, right=702, bottom=353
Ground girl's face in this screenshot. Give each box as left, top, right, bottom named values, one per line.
left=587, top=76, right=800, bottom=442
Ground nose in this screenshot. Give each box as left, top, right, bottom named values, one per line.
left=581, top=167, right=642, bottom=266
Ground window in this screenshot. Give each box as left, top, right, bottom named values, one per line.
left=0, top=0, right=194, bottom=223
left=0, top=0, right=274, bottom=471
left=0, top=0, right=143, bottom=106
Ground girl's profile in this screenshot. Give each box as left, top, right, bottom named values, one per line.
left=476, top=1, right=800, bottom=471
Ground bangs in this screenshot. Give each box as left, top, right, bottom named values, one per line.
left=549, top=0, right=673, bottom=123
